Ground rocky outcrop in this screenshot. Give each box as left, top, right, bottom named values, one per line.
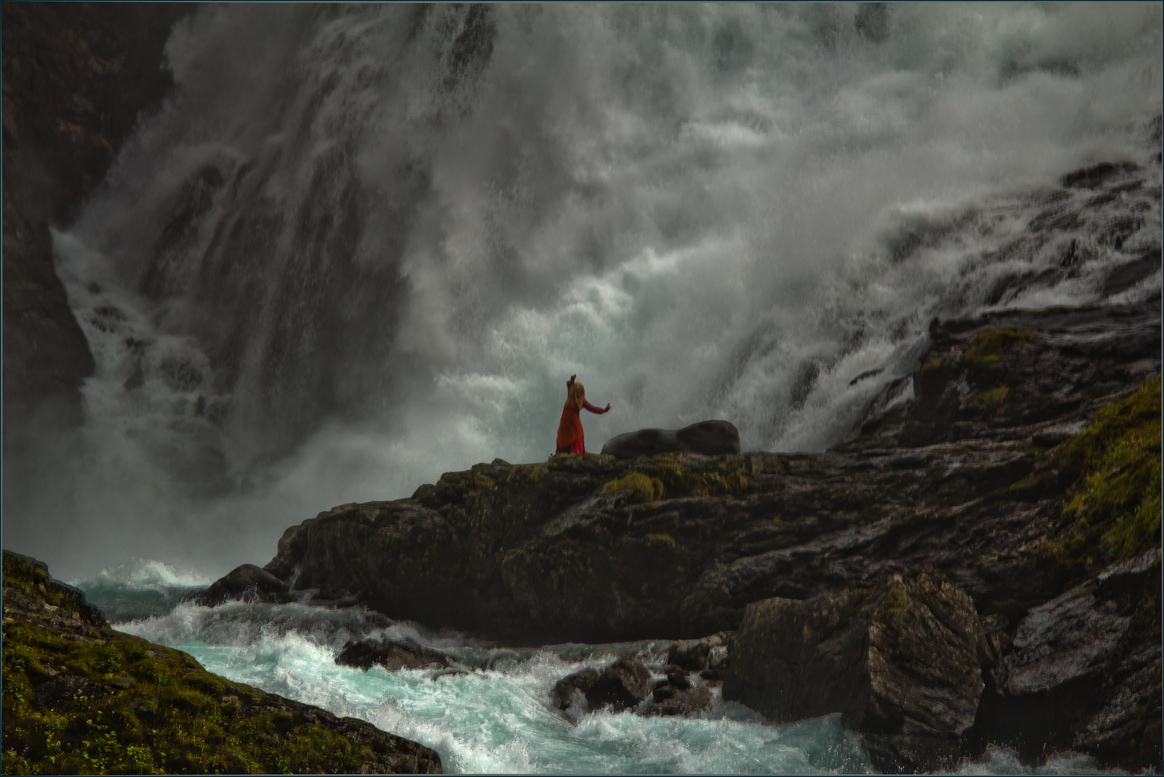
left=722, top=573, right=985, bottom=773
left=198, top=249, right=1160, bottom=768
left=600, top=420, right=741, bottom=459
left=336, top=638, right=458, bottom=673
left=236, top=297, right=1158, bottom=644
left=185, top=563, right=295, bottom=606
left=0, top=551, right=441, bottom=774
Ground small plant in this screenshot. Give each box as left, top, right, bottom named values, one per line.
left=603, top=472, right=664, bottom=503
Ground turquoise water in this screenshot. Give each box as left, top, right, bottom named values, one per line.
left=76, top=562, right=1126, bottom=775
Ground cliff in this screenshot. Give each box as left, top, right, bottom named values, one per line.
left=0, top=551, right=441, bottom=774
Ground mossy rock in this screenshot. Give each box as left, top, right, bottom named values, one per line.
left=603, top=471, right=664, bottom=503
left=962, top=328, right=1032, bottom=370
left=1, top=552, right=441, bottom=775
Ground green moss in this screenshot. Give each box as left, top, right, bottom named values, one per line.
left=1050, top=378, right=1162, bottom=568
left=603, top=472, right=664, bottom=503
left=962, top=328, right=1032, bottom=369
left=642, top=533, right=676, bottom=549
left=473, top=475, right=495, bottom=489
left=922, top=357, right=943, bottom=372
left=2, top=555, right=433, bottom=775
left=965, top=385, right=1010, bottom=414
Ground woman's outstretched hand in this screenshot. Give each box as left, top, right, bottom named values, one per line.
left=605, top=403, right=612, bottom=412
left=570, top=374, right=576, bottom=382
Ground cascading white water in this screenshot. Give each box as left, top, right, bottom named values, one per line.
left=22, top=3, right=1162, bottom=581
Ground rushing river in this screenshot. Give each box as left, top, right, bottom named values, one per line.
left=76, top=561, right=1129, bottom=774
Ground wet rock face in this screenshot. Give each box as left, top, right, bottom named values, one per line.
left=601, top=420, right=741, bottom=459
left=722, top=573, right=985, bottom=774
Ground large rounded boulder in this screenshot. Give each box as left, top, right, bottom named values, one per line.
left=601, top=421, right=740, bottom=459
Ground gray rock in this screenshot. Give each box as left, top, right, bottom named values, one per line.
left=600, top=421, right=740, bottom=459
left=187, top=563, right=294, bottom=606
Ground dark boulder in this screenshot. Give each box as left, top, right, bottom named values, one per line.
left=336, top=638, right=457, bottom=673
left=722, top=572, right=985, bottom=773
left=551, top=656, right=652, bottom=718
left=186, top=564, right=294, bottom=606
left=600, top=421, right=740, bottom=459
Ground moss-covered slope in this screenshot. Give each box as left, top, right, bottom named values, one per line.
left=1, top=551, right=441, bottom=775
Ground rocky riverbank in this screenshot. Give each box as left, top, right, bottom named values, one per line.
left=196, top=274, right=1160, bottom=771
left=0, top=551, right=442, bottom=774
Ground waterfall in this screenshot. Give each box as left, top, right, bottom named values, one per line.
left=21, top=2, right=1161, bottom=578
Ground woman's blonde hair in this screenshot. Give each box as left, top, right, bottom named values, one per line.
left=571, top=382, right=585, bottom=410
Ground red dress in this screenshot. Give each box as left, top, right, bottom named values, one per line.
left=555, top=377, right=608, bottom=454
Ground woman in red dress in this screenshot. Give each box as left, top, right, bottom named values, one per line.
left=555, top=374, right=611, bottom=454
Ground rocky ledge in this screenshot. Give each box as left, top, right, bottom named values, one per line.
left=195, top=286, right=1161, bottom=772
left=0, top=551, right=441, bottom=774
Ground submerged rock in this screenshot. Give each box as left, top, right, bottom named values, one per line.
left=722, top=572, right=985, bottom=773
left=0, top=551, right=441, bottom=774
left=600, top=420, right=741, bottom=459
left=550, top=656, right=652, bottom=718
left=336, top=637, right=458, bottom=673
left=640, top=668, right=715, bottom=718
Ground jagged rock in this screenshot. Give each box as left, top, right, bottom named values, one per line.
left=336, top=638, right=456, bottom=672
left=185, top=563, right=294, bottom=606
left=722, top=572, right=985, bottom=773
left=600, top=420, right=741, bottom=459
left=550, top=656, right=652, bottom=718
left=666, top=631, right=732, bottom=672
left=0, top=551, right=441, bottom=774
left=967, top=548, right=1162, bottom=769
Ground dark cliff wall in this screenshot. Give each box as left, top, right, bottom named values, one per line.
left=2, top=2, right=193, bottom=432
left=2, top=2, right=194, bottom=520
